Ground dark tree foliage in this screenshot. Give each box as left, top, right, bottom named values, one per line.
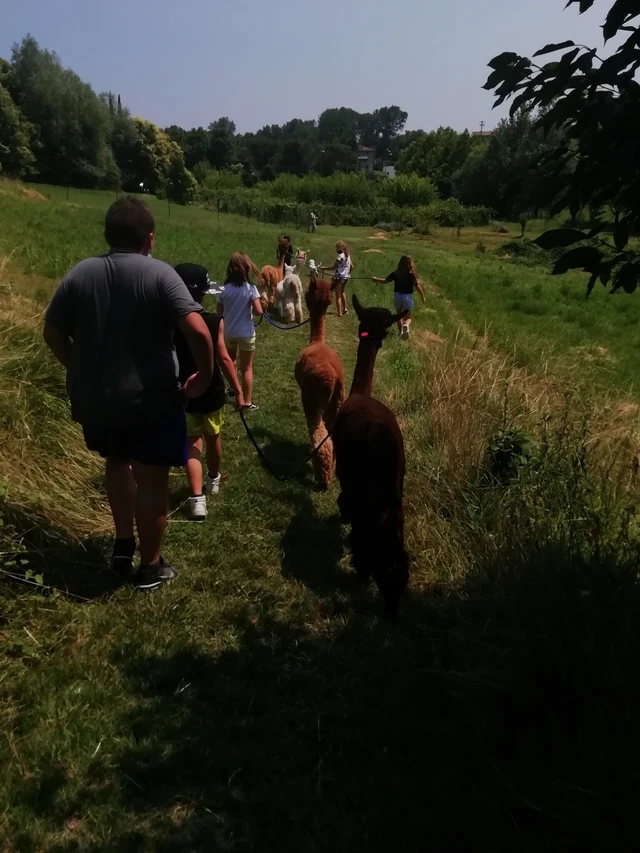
left=485, top=0, right=640, bottom=296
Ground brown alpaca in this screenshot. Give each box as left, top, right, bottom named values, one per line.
left=294, top=274, right=344, bottom=489
left=332, top=295, right=409, bottom=618
left=261, top=237, right=289, bottom=307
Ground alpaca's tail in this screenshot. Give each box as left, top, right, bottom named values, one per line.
left=308, top=418, right=334, bottom=490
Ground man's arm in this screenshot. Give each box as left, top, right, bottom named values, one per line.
left=43, top=322, right=72, bottom=368
left=176, top=312, right=214, bottom=399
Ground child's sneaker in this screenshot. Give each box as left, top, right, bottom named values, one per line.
left=205, top=473, right=222, bottom=496
left=401, top=324, right=410, bottom=340
left=188, top=495, right=207, bottom=521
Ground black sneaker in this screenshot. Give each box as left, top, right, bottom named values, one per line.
left=110, top=538, right=136, bottom=579
left=135, top=557, right=177, bottom=591
left=225, top=387, right=236, bottom=399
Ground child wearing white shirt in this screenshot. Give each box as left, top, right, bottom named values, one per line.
left=216, top=253, right=263, bottom=411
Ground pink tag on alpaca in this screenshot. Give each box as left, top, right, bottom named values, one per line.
left=360, top=331, right=369, bottom=338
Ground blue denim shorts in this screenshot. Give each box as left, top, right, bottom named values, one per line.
left=393, top=292, right=414, bottom=312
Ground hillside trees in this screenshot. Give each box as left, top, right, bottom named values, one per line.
left=0, top=82, right=35, bottom=177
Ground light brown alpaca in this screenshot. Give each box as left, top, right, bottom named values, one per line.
left=261, top=237, right=289, bottom=307
left=294, top=274, right=344, bottom=489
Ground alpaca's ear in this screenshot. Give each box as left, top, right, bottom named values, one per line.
left=387, top=309, right=409, bottom=328
left=352, top=294, right=364, bottom=318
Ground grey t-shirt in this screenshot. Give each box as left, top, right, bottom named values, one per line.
left=45, top=251, right=202, bottom=428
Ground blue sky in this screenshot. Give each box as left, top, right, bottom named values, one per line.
left=1, top=0, right=604, bottom=134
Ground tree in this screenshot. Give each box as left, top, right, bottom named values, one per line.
left=209, top=117, right=236, bottom=136
left=278, top=140, right=311, bottom=176
left=398, top=127, right=475, bottom=196
left=314, top=143, right=359, bottom=177
left=183, top=128, right=210, bottom=171
left=453, top=113, right=562, bottom=216
left=208, top=129, right=234, bottom=171
left=0, top=82, right=35, bottom=177
left=162, top=148, right=197, bottom=204
left=8, top=36, right=115, bottom=187
left=318, top=107, right=359, bottom=147
left=485, top=0, right=640, bottom=295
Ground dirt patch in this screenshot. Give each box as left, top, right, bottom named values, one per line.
left=574, top=344, right=616, bottom=364
left=369, top=232, right=389, bottom=241
left=616, top=402, right=640, bottom=418
left=415, top=329, right=445, bottom=346
left=363, top=248, right=385, bottom=254
left=21, top=188, right=48, bottom=201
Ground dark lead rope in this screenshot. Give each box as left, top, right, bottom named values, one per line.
left=254, top=313, right=310, bottom=331
left=238, top=408, right=333, bottom=482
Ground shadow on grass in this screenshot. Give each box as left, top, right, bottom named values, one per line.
left=0, top=502, right=122, bottom=601
left=280, top=490, right=361, bottom=604
left=246, top=425, right=316, bottom=488
left=25, top=534, right=640, bottom=852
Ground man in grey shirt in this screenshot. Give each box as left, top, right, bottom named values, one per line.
left=44, top=197, right=213, bottom=591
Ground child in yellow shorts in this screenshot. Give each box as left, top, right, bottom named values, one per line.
left=174, top=263, right=245, bottom=520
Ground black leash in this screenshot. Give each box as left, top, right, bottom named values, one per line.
left=254, top=313, right=310, bottom=331
left=238, top=409, right=333, bottom=482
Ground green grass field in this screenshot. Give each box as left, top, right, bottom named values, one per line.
left=2, top=180, right=640, bottom=851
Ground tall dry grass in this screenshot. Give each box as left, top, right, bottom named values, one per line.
left=390, top=334, right=640, bottom=592
left=0, top=258, right=111, bottom=551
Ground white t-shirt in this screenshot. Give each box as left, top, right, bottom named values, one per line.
left=335, top=253, right=352, bottom=280
left=216, top=282, right=260, bottom=339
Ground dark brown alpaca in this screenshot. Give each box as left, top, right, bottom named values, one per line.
left=294, top=274, right=344, bottom=489
left=332, top=295, right=409, bottom=617
left=261, top=237, right=288, bottom=307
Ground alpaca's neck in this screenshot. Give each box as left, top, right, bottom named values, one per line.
left=350, top=339, right=379, bottom=397
left=277, top=254, right=286, bottom=274
left=309, top=312, right=326, bottom=344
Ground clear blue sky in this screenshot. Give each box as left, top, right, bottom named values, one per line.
left=1, top=0, right=604, bottom=134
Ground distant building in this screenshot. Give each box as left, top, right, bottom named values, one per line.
left=357, top=145, right=376, bottom=173
left=472, top=130, right=494, bottom=139
left=382, top=165, right=396, bottom=180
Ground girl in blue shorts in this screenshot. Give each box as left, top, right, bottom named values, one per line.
left=371, top=254, right=426, bottom=340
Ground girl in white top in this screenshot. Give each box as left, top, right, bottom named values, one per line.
left=216, top=253, right=263, bottom=411
left=323, top=241, right=353, bottom=317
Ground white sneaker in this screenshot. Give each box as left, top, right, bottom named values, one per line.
left=401, top=324, right=410, bottom=340
left=205, top=473, right=221, bottom=496
left=189, top=495, right=207, bottom=521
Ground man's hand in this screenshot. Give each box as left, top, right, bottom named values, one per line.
left=182, top=372, right=209, bottom=399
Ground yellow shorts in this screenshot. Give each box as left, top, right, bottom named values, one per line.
left=225, top=335, right=256, bottom=353
left=185, top=408, right=224, bottom=437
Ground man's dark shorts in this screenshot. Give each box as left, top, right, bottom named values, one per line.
left=82, top=411, right=188, bottom=467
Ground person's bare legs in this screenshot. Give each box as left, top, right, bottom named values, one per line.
left=185, top=437, right=204, bottom=496
left=336, top=281, right=345, bottom=316
left=226, top=341, right=239, bottom=398
left=131, top=462, right=170, bottom=566
left=204, top=432, right=222, bottom=478
left=105, top=456, right=136, bottom=539
left=239, top=349, right=255, bottom=406
left=341, top=284, right=348, bottom=316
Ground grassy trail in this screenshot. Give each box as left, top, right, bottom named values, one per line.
left=3, top=183, right=640, bottom=850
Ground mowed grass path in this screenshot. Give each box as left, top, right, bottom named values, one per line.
left=2, top=184, right=640, bottom=850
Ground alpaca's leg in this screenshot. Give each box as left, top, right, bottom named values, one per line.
left=294, top=296, right=303, bottom=325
